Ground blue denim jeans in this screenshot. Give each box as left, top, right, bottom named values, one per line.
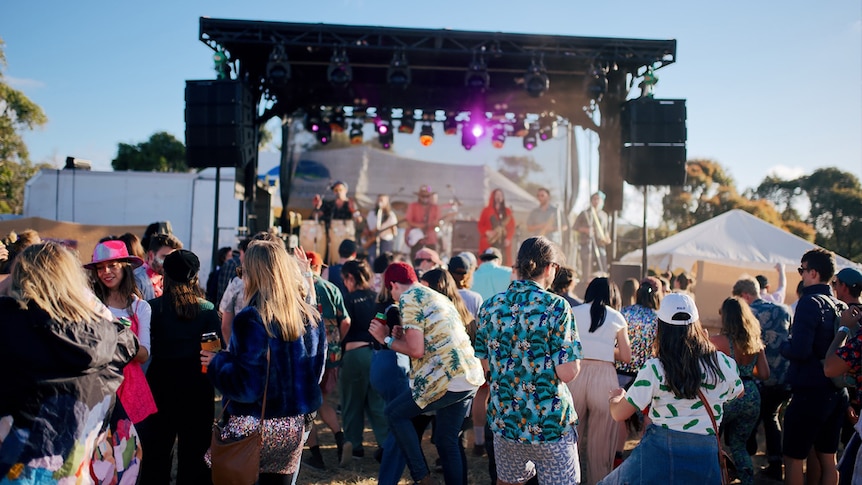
left=386, top=386, right=476, bottom=484
left=370, top=349, right=411, bottom=485
left=598, top=424, right=722, bottom=485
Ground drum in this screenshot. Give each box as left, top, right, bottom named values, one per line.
left=328, top=220, right=355, bottom=265
left=299, top=221, right=326, bottom=256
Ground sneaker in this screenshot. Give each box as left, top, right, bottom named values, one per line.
left=304, top=453, right=326, bottom=471
left=340, top=441, right=353, bottom=467
left=472, top=444, right=486, bottom=456
left=334, top=431, right=344, bottom=463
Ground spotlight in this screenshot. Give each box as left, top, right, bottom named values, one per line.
left=465, top=55, right=490, bottom=91
left=443, top=113, right=458, bottom=135
left=387, top=51, right=411, bottom=88
left=419, top=124, right=434, bottom=146
left=538, top=114, right=558, bottom=141
left=491, top=126, right=506, bottom=149
left=524, top=57, right=549, bottom=98
left=330, top=107, right=346, bottom=133
left=399, top=110, right=416, bottom=134
left=461, top=125, right=477, bottom=150
left=512, top=115, right=529, bottom=137
left=307, top=113, right=322, bottom=133
left=349, top=121, right=364, bottom=144
left=328, top=49, right=352, bottom=88
left=266, top=45, right=291, bottom=87
left=316, top=123, right=332, bottom=145
left=523, top=123, right=538, bottom=151
left=376, top=114, right=393, bottom=149
left=585, top=65, right=608, bottom=101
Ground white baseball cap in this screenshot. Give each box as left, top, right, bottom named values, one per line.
left=657, top=293, right=699, bottom=326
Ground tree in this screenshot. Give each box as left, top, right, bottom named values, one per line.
left=111, top=131, right=187, bottom=172
left=496, top=155, right=543, bottom=194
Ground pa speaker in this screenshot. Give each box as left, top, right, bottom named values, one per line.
left=451, top=220, right=481, bottom=256
left=185, top=80, right=256, bottom=168
left=609, top=263, right=642, bottom=292
left=621, top=99, right=686, bottom=144
left=623, top=145, right=687, bottom=186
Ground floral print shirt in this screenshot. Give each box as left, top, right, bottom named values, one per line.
left=835, top=331, right=862, bottom=403
left=399, top=285, right=485, bottom=408
left=313, top=275, right=348, bottom=368
left=475, top=279, right=582, bottom=443
left=749, top=298, right=792, bottom=387
left=616, top=304, right=658, bottom=375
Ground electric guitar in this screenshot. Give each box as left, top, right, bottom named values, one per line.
left=361, top=220, right=406, bottom=250
left=487, top=214, right=511, bottom=246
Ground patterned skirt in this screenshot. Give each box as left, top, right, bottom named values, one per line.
left=207, top=414, right=309, bottom=475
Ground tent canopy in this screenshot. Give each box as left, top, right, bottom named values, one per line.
left=261, top=146, right=539, bottom=221
left=621, top=209, right=858, bottom=272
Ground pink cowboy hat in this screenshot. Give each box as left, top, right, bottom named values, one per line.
left=83, top=240, right=144, bottom=269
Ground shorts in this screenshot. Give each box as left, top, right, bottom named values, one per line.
left=319, top=367, right=339, bottom=395
left=783, top=387, right=849, bottom=459
left=493, top=430, right=580, bottom=484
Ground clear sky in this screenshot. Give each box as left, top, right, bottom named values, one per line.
left=2, top=1, right=860, bottom=224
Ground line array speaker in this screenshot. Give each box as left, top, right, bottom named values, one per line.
left=620, top=98, right=687, bottom=186
left=185, top=80, right=256, bottom=168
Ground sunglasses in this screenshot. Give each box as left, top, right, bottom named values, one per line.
left=415, top=258, right=431, bottom=264
left=797, top=266, right=811, bottom=275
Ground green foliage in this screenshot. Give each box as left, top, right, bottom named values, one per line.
left=0, top=37, right=48, bottom=166
left=497, top=155, right=544, bottom=195
left=0, top=159, right=52, bottom=213
left=111, top=131, right=188, bottom=172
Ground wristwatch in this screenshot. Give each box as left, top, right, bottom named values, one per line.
left=838, top=326, right=852, bottom=335
left=384, top=336, right=394, bottom=348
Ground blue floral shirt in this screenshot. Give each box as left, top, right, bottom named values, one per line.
left=617, top=304, right=658, bottom=375
left=749, top=298, right=792, bottom=387
left=475, top=280, right=582, bottom=443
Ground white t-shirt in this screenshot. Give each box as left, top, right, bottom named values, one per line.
left=366, top=210, right=398, bottom=242
left=572, top=303, right=626, bottom=362
left=108, top=295, right=151, bottom=353
left=625, top=351, right=743, bottom=435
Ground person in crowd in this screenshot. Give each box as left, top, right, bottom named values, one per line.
left=339, top=259, right=389, bottom=465
left=219, top=238, right=252, bottom=346
left=551, top=265, right=584, bottom=308
left=118, top=232, right=156, bottom=300
left=325, top=238, right=357, bottom=297
left=673, top=271, right=695, bottom=298
left=404, top=184, right=442, bottom=255
left=574, top=191, right=610, bottom=277
left=757, top=263, right=787, bottom=304
left=86, top=240, right=158, bottom=439
left=368, top=262, right=484, bottom=485
left=780, top=249, right=848, bottom=485
left=363, top=194, right=399, bottom=267
left=476, top=236, right=583, bottom=484
left=145, top=233, right=183, bottom=298
left=0, top=241, right=138, bottom=483
left=143, top=249, right=221, bottom=484
left=206, top=246, right=232, bottom=304
left=731, top=275, right=792, bottom=481
left=620, top=278, right=638, bottom=308
left=472, top=247, right=513, bottom=300
left=303, top=250, right=349, bottom=470
left=569, top=277, right=631, bottom=484
left=790, top=280, right=805, bottom=313
left=217, top=237, right=247, bottom=307
left=710, top=296, right=769, bottom=485
left=601, top=293, right=744, bottom=485
left=526, top=187, right=565, bottom=245
left=413, top=246, right=443, bottom=277
left=202, top=240, right=326, bottom=485
left=0, top=229, right=41, bottom=274
left=478, top=188, right=516, bottom=266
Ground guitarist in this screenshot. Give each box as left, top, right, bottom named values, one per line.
left=362, top=194, right=398, bottom=266
left=478, top=189, right=515, bottom=266
left=526, top=187, right=565, bottom=245
left=404, top=185, right=441, bottom=258
left=574, top=191, right=611, bottom=278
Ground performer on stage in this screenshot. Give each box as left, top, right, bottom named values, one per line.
left=478, top=189, right=515, bottom=266
left=312, top=181, right=362, bottom=263
left=404, top=185, right=441, bottom=256
left=362, top=194, right=398, bottom=267
left=574, top=191, right=611, bottom=278
left=526, top=187, right=566, bottom=245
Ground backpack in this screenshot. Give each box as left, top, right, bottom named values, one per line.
left=816, top=295, right=853, bottom=389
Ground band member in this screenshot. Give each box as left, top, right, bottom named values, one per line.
left=574, top=191, right=611, bottom=277
left=526, top=187, right=565, bottom=245
left=311, top=180, right=362, bottom=224
left=363, top=194, right=398, bottom=267
left=478, top=188, right=515, bottom=266
left=404, top=185, right=441, bottom=255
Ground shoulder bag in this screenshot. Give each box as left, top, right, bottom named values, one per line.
left=210, top=346, right=271, bottom=485
left=697, top=389, right=736, bottom=485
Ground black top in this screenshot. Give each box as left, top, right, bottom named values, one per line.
left=148, top=297, right=221, bottom=360
left=342, top=289, right=378, bottom=346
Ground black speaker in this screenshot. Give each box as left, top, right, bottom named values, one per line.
left=450, top=220, right=480, bottom=255
left=621, top=98, right=687, bottom=186
left=623, top=145, right=687, bottom=186
left=185, top=80, right=256, bottom=168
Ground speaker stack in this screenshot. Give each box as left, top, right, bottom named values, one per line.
left=185, top=80, right=256, bottom=169
left=620, top=98, right=687, bottom=186
left=450, top=220, right=480, bottom=256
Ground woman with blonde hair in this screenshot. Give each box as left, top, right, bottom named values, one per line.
left=202, top=240, right=326, bottom=485
left=0, top=241, right=138, bottom=482
left=710, top=296, right=768, bottom=485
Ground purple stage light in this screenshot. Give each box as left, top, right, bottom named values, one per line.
left=471, top=124, right=484, bottom=137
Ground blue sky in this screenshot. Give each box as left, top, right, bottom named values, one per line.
left=2, top=1, right=860, bottom=224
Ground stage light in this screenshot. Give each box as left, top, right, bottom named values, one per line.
left=378, top=129, right=393, bottom=149
left=461, top=124, right=477, bottom=150
left=266, top=45, right=291, bottom=87
left=523, top=123, right=538, bottom=151
left=585, top=65, right=608, bottom=101
left=349, top=121, right=364, bottom=144
left=538, top=113, right=558, bottom=141
left=387, top=51, right=410, bottom=88
left=512, top=115, right=529, bottom=137
left=316, top=122, right=332, bottom=145
left=524, top=57, right=549, bottom=97
left=491, top=126, right=506, bottom=149
left=399, top=110, right=416, bottom=134
left=328, top=49, right=352, bottom=88
left=330, top=107, right=346, bottom=133
left=375, top=113, right=394, bottom=149
left=465, top=56, right=490, bottom=91
left=419, top=124, right=434, bottom=146
left=307, top=113, right=322, bottom=133
left=443, top=113, right=458, bottom=135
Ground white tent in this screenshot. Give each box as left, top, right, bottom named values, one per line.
left=620, top=209, right=858, bottom=273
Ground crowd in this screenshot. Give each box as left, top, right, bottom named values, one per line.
left=1, top=216, right=861, bottom=485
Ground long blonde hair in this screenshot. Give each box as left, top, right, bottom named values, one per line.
left=720, top=296, right=765, bottom=355
left=10, top=242, right=106, bottom=324
left=243, top=240, right=319, bottom=341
